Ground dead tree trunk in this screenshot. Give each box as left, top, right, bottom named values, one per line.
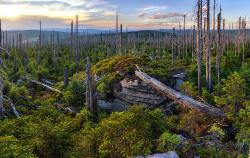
left=242, top=18, right=246, bottom=61
left=120, top=24, right=123, bottom=55
left=64, top=68, right=69, bottom=87
left=85, top=57, right=99, bottom=121
left=206, top=0, right=212, bottom=91
left=70, top=20, right=73, bottom=61
left=197, top=0, right=203, bottom=96
left=28, top=78, right=62, bottom=93
left=217, top=7, right=222, bottom=85
left=75, top=15, right=79, bottom=72
left=184, top=14, right=187, bottom=57
left=172, top=27, right=176, bottom=64
left=192, top=25, right=196, bottom=62
left=135, top=70, right=225, bottom=117
left=213, top=0, right=216, bottom=47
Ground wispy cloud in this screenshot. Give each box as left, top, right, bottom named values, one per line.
left=138, top=5, right=168, bottom=13
left=149, top=12, right=185, bottom=19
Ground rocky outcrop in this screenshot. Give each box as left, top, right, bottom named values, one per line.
left=114, top=78, right=166, bottom=108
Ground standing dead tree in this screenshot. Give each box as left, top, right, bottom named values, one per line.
left=206, top=0, right=212, bottom=91
left=216, top=6, right=222, bottom=85
left=172, top=27, right=176, bottom=64
left=85, top=57, right=99, bottom=121
left=70, top=20, right=74, bottom=61
left=212, top=0, right=216, bottom=48
left=75, top=15, right=79, bottom=72
left=197, top=0, right=203, bottom=96
left=120, top=24, right=123, bottom=54
left=64, top=68, right=69, bottom=87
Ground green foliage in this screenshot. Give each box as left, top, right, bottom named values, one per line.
left=208, top=124, right=225, bottom=140
left=97, top=72, right=121, bottom=98
left=70, top=105, right=168, bottom=158
left=157, top=131, right=181, bottom=152
left=215, top=72, right=246, bottom=119
left=0, top=105, right=76, bottom=158
left=92, top=55, right=144, bottom=76
left=235, top=101, right=250, bottom=156
left=63, top=80, right=85, bottom=107
left=0, top=135, right=36, bottom=158
left=180, top=81, right=198, bottom=98
left=202, top=88, right=215, bottom=105
left=97, top=105, right=166, bottom=158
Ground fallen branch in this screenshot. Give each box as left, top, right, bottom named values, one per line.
left=27, top=78, right=62, bottom=93
left=135, top=70, right=225, bottom=117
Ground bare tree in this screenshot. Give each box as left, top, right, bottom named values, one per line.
left=197, top=0, right=203, bottom=96
left=206, top=0, right=212, bottom=91
left=172, top=27, right=176, bottom=64
left=70, top=20, right=73, bottom=60
left=217, top=6, right=222, bottom=85
left=120, top=24, right=123, bottom=54
left=85, top=57, right=98, bottom=121
left=75, top=15, right=79, bottom=71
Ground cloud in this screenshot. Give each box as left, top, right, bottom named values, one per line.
left=138, top=5, right=168, bottom=13
left=0, top=0, right=118, bottom=29
left=138, top=13, right=146, bottom=18
left=0, top=0, right=71, bottom=7
left=149, top=12, right=185, bottom=19
left=1, top=15, right=69, bottom=30
left=127, top=21, right=177, bottom=30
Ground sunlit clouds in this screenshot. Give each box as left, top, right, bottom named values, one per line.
left=0, top=0, right=249, bottom=30
left=0, top=0, right=117, bottom=29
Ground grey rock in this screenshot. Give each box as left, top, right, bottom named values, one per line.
left=135, top=151, right=179, bottom=158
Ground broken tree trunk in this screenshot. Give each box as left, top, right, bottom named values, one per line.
left=135, top=70, right=225, bottom=117
left=85, top=57, right=99, bottom=121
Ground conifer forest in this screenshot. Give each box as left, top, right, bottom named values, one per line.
left=0, top=0, right=249, bottom=157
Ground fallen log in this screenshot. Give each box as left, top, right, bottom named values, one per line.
left=27, top=78, right=62, bottom=93
left=135, top=70, right=225, bottom=117
left=3, top=96, right=20, bottom=118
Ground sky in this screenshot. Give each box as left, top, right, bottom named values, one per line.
left=0, top=0, right=250, bottom=30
